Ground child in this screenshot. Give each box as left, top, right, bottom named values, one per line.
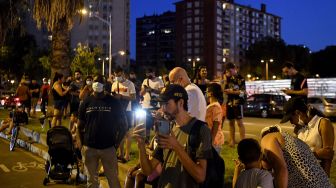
left=232, top=138, right=274, bottom=188
left=69, top=112, right=81, bottom=153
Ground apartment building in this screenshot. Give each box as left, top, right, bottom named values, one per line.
left=136, top=11, right=176, bottom=70
left=71, top=0, right=130, bottom=70
left=175, top=0, right=281, bottom=77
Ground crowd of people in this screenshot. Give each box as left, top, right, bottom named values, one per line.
left=0, top=61, right=334, bottom=188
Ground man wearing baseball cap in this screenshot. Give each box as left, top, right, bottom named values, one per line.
left=133, top=84, right=212, bottom=188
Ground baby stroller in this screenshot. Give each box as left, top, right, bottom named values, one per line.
left=43, top=126, right=80, bottom=186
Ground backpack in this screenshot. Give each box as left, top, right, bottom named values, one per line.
left=188, top=119, right=225, bottom=188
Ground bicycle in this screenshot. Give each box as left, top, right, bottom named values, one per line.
left=9, top=108, right=28, bottom=151
left=9, top=122, right=20, bottom=151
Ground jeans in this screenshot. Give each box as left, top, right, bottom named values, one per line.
left=82, top=146, right=120, bottom=188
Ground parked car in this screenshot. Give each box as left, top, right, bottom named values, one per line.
left=243, top=94, right=287, bottom=118
left=0, top=94, right=20, bottom=110
left=307, top=96, right=336, bottom=120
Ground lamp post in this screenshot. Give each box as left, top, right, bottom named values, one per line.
left=260, top=59, right=274, bottom=80
left=81, top=9, right=112, bottom=77
left=188, top=57, right=200, bottom=76
left=98, top=57, right=109, bottom=76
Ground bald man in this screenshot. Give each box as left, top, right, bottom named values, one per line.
left=169, top=67, right=206, bottom=121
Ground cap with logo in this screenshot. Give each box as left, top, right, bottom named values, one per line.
left=157, top=84, right=188, bottom=103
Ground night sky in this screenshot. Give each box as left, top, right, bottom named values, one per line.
left=130, top=0, right=336, bottom=59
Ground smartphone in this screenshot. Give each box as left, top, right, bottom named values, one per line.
left=156, top=120, right=170, bottom=135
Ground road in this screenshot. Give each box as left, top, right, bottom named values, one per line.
left=222, top=116, right=294, bottom=141
left=0, top=139, right=85, bottom=188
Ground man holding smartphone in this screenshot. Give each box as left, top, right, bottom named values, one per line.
left=133, top=84, right=212, bottom=188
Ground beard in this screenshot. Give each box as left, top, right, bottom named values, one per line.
left=164, top=108, right=179, bottom=121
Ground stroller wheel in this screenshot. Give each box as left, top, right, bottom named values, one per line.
left=43, top=178, right=49, bottom=186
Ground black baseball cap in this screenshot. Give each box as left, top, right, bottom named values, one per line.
left=157, top=84, right=188, bottom=103
left=280, top=97, right=307, bottom=123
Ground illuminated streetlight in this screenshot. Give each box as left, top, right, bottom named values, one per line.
left=260, top=59, right=274, bottom=80
left=188, top=57, right=200, bottom=74
left=81, top=9, right=112, bottom=77
left=247, top=74, right=252, bottom=80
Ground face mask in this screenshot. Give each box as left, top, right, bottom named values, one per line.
left=115, top=76, right=123, bottom=82
left=43, top=82, right=48, bottom=84
left=86, top=80, right=92, bottom=85
left=92, top=82, right=104, bottom=93
left=130, top=74, right=136, bottom=79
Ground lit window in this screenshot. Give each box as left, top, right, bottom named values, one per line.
left=163, top=29, right=171, bottom=34
left=147, top=30, right=155, bottom=35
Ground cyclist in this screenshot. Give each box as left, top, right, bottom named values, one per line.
left=0, top=104, right=28, bottom=135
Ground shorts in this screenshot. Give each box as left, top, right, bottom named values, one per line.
left=54, top=100, right=66, bottom=110
left=31, top=98, right=39, bottom=107
left=226, top=105, right=243, bottom=120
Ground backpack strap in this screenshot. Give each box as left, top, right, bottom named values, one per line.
left=188, top=118, right=205, bottom=160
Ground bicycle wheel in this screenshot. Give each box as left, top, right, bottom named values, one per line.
left=9, top=126, right=19, bottom=151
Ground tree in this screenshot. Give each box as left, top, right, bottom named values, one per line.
left=0, top=0, right=26, bottom=45
left=285, top=45, right=311, bottom=76
left=71, top=43, right=102, bottom=76
left=33, top=0, right=84, bottom=78
left=244, top=37, right=287, bottom=79
left=311, top=46, right=336, bottom=77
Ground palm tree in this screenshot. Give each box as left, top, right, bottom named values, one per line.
left=0, top=0, right=25, bottom=47
left=33, top=0, right=84, bottom=77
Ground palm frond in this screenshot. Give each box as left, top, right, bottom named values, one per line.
left=33, top=0, right=84, bottom=31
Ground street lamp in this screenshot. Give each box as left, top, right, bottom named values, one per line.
left=188, top=57, right=200, bottom=73
left=260, top=59, right=274, bottom=80
left=81, top=9, right=112, bottom=77
left=98, top=57, right=109, bottom=76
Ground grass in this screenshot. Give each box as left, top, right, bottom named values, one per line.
left=1, top=109, right=335, bottom=187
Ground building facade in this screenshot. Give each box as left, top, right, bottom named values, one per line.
left=136, top=11, right=176, bottom=71
left=175, top=0, right=281, bottom=77
left=71, top=0, right=130, bottom=72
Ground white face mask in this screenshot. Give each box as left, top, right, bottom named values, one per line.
left=86, top=80, right=92, bottom=86
left=92, top=82, right=104, bottom=93
left=115, top=76, right=123, bottom=82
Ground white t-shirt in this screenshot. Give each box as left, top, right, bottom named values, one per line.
left=235, top=168, right=274, bottom=188
left=111, top=79, right=136, bottom=111
left=141, top=77, right=164, bottom=109
left=185, top=83, right=206, bottom=121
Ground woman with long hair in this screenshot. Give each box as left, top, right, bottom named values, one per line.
left=51, top=72, right=70, bottom=127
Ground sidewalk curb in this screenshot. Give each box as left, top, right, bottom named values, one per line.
left=0, top=131, right=49, bottom=160
left=0, top=128, right=131, bottom=179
